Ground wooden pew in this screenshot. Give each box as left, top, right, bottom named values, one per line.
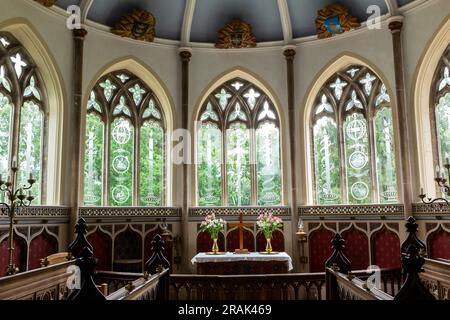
left=421, top=258, right=450, bottom=299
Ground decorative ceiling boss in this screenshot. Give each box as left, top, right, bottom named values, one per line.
left=215, top=20, right=257, bottom=49
left=34, top=0, right=57, bottom=7
left=315, top=4, right=360, bottom=39
left=111, top=9, right=156, bottom=42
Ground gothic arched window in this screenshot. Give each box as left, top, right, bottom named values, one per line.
left=432, top=45, right=450, bottom=191
left=0, top=32, right=46, bottom=204
left=311, top=65, right=398, bottom=205
left=196, top=78, right=282, bottom=206
left=83, top=70, right=166, bottom=206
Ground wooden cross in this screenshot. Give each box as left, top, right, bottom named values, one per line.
left=228, top=211, right=253, bottom=254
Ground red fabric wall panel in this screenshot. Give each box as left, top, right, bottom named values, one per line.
left=28, top=232, right=58, bottom=270
left=87, top=230, right=112, bottom=271
left=226, top=228, right=255, bottom=252
left=342, top=228, right=369, bottom=270
left=0, top=237, right=27, bottom=276
left=428, top=229, right=450, bottom=260
left=256, top=230, right=285, bottom=252
left=197, top=231, right=225, bottom=253
left=309, top=227, right=334, bottom=272
left=372, top=228, right=401, bottom=268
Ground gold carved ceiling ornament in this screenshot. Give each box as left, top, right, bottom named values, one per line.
left=316, top=4, right=360, bottom=39
left=215, top=20, right=257, bottom=49
left=111, top=9, right=156, bottom=42
left=34, top=0, right=57, bottom=7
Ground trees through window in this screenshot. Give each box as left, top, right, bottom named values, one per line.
left=83, top=70, right=166, bottom=206
left=0, top=32, right=46, bottom=204
left=311, top=65, right=398, bottom=205
left=197, top=78, right=282, bottom=206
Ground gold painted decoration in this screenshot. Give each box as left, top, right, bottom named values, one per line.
left=215, top=20, right=257, bottom=49
left=316, top=4, right=360, bottom=39
left=111, top=9, right=156, bottom=42
left=34, top=0, right=57, bottom=7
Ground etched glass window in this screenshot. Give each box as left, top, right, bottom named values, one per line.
left=0, top=32, right=46, bottom=204
left=197, top=78, right=282, bottom=206
left=83, top=70, right=166, bottom=206
left=433, top=46, right=450, bottom=195
left=311, top=65, right=398, bottom=204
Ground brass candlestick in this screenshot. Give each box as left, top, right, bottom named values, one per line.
left=296, top=219, right=308, bottom=264
left=0, top=158, right=36, bottom=276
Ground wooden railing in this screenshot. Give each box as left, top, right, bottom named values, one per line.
left=351, top=268, right=403, bottom=296
left=95, top=270, right=142, bottom=294
left=106, top=269, right=169, bottom=300
left=421, top=258, right=450, bottom=300
left=0, top=260, right=75, bottom=300
left=169, top=273, right=326, bottom=300
left=326, top=267, right=394, bottom=300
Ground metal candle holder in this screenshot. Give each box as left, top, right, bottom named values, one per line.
left=419, top=162, right=450, bottom=207
left=0, top=158, right=36, bottom=276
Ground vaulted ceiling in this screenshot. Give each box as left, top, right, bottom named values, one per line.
left=55, top=0, right=417, bottom=43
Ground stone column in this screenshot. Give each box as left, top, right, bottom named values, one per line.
left=284, top=46, right=300, bottom=271
left=388, top=17, right=413, bottom=217
left=69, top=28, right=88, bottom=240
left=179, top=49, right=192, bottom=271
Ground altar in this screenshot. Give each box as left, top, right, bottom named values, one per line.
left=191, top=252, right=293, bottom=275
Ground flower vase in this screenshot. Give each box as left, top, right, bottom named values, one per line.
left=265, top=237, right=273, bottom=254
left=211, top=238, right=219, bottom=254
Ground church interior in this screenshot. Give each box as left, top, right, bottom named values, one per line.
left=0, top=0, right=450, bottom=303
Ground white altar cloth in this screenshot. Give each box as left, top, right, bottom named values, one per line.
left=191, top=252, right=293, bottom=271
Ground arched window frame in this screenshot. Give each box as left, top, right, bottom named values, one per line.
left=431, top=45, right=450, bottom=197
left=83, top=70, right=166, bottom=206
left=196, top=77, right=282, bottom=206
left=310, top=65, right=398, bottom=204
left=0, top=31, right=47, bottom=204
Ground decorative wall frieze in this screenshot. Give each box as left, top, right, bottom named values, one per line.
left=189, top=206, right=290, bottom=218
left=79, top=207, right=181, bottom=218
left=412, top=203, right=450, bottom=216
left=315, top=4, right=360, bottom=39
left=299, top=204, right=404, bottom=217
left=0, top=206, right=70, bottom=219
left=215, top=20, right=257, bottom=49
left=111, top=9, right=156, bottom=42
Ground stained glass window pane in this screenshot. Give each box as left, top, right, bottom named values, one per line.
left=313, top=117, right=341, bottom=204
left=256, top=122, right=281, bottom=205
left=140, top=121, right=164, bottom=206
left=435, top=93, right=450, bottom=186
left=344, top=113, right=372, bottom=204
left=374, top=108, right=397, bottom=203
left=18, top=101, right=43, bottom=204
left=83, top=114, right=104, bottom=206
left=0, top=93, right=12, bottom=203
left=197, top=123, right=222, bottom=206
left=109, top=118, right=134, bottom=206
left=226, top=123, right=251, bottom=206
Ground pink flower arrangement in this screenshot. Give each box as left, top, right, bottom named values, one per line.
left=256, top=213, right=283, bottom=239
left=200, top=213, right=226, bottom=239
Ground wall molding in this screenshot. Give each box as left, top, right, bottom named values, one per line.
left=79, top=206, right=181, bottom=218
left=189, top=206, right=291, bottom=217
left=299, top=204, right=404, bottom=216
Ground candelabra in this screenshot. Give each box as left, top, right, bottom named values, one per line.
left=419, top=163, right=450, bottom=206
left=0, top=157, right=36, bottom=276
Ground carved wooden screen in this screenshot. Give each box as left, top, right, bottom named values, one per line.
left=83, top=70, right=166, bottom=206
left=196, top=78, right=282, bottom=206
left=311, top=65, right=398, bottom=205
left=0, top=32, right=47, bottom=204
